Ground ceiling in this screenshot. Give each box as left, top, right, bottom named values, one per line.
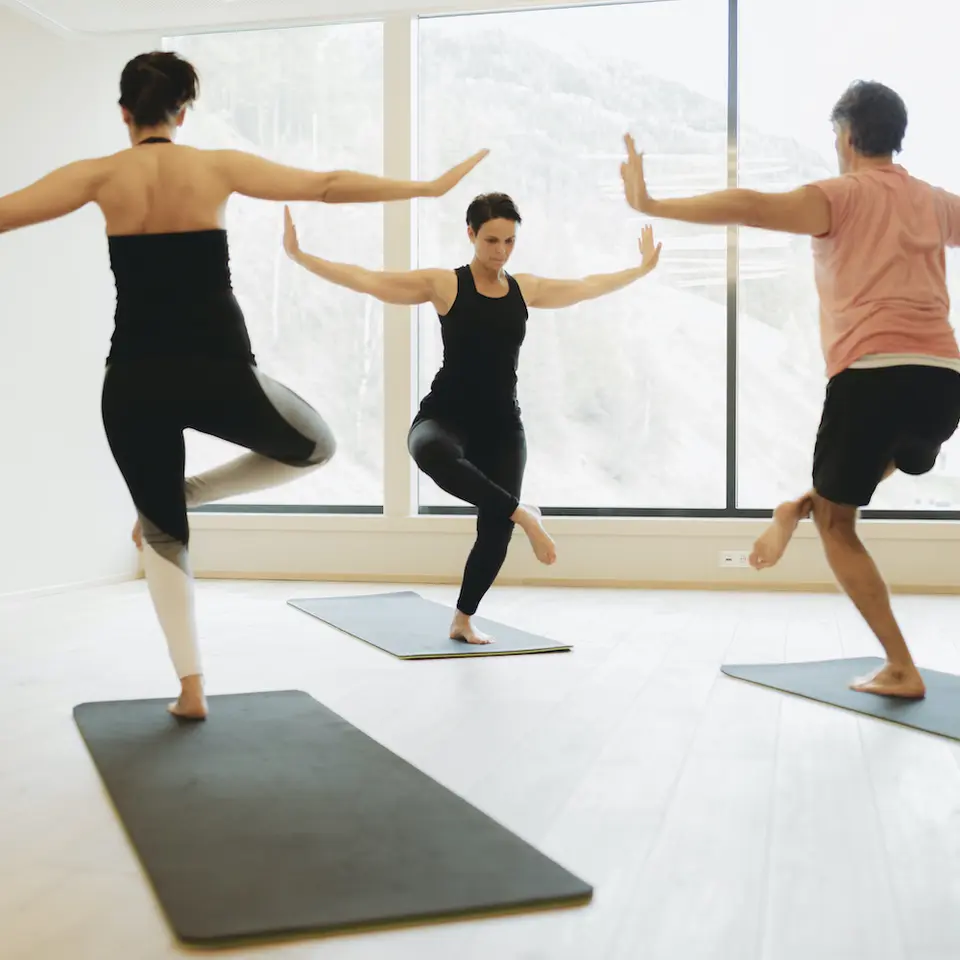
left=1, top=0, right=627, bottom=35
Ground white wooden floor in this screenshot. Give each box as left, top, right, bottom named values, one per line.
left=3, top=578, right=960, bottom=960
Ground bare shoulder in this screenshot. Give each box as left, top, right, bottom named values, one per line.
left=68, top=153, right=123, bottom=189
left=510, top=272, right=540, bottom=298
left=421, top=268, right=458, bottom=314
left=422, top=267, right=458, bottom=292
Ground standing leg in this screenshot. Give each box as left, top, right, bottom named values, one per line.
left=451, top=425, right=528, bottom=645
left=801, top=367, right=929, bottom=698
left=811, top=493, right=924, bottom=697
left=103, top=365, right=208, bottom=718
left=824, top=366, right=960, bottom=696
left=408, top=415, right=556, bottom=565
left=108, top=360, right=336, bottom=717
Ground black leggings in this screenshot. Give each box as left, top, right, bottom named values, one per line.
left=102, top=356, right=335, bottom=549
left=101, top=355, right=335, bottom=679
left=408, top=415, right=526, bottom=615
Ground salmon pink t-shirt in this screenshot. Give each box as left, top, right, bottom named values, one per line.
left=809, top=164, right=960, bottom=379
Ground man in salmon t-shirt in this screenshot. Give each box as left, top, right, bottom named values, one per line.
left=621, top=80, right=960, bottom=699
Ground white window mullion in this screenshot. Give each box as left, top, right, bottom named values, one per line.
left=381, top=15, right=418, bottom=518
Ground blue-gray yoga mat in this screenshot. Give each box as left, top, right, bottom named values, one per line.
left=288, top=590, right=571, bottom=659
left=73, top=690, right=592, bottom=946
left=721, top=657, right=960, bottom=740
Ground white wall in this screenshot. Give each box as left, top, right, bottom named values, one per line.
left=0, top=9, right=159, bottom=596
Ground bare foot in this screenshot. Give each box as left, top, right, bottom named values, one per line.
left=850, top=662, right=926, bottom=699
left=168, top=696, right=208, bottom=719
left=132, top=517, right=143, bottom=551
left=450, top=612, right=493, bottom=645
left=750, top=499, right=806, bottom=570
left=168, top=675, right=208, bottom=719
left=512, top=503, right=557, bottom=565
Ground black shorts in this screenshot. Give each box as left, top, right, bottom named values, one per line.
left=812, top=364, right=960, bottom=507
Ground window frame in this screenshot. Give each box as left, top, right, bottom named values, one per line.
left=177, top=0, right=960, bottom=523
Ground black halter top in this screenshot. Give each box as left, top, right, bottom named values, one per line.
left=105, top=135, right=254, bottom=364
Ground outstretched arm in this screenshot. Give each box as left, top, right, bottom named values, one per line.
left=283, top=206, right=454, bottom=310
left=220, top=148, right=488, bottom=204
left=620, top=134, right=831, bottom=237
left=516, top=224, right=662, bottom=309
left=0, top=159, right=107, bottom=234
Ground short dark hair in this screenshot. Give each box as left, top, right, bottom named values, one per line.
left=466, top=193, right=522, bottom=234
left=830, top=80, right=907, bottom=157
left=119, top=51, right=199, bottom=128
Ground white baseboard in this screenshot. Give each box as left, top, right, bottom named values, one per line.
left=0, top=571, right=140, bottom=604
left=184, top=514, right=960, bottom=594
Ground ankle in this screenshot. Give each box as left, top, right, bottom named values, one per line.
left=180, top=673, right=205, bottom=698
left=886, top=659, right=918, bottom=674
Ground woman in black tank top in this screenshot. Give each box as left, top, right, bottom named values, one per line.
left=286, top=193, right=661, bottom=644
left=0, top=50, right=487, bottom=718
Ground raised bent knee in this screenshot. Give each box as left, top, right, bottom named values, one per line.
left=410, top=435, right=455, bottom=474
left=307, top=420, right=337, bottom=467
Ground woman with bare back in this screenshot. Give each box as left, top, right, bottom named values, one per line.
left=283, top=192, right=661, bottom=645
left=0, top=50, right=487, bottom=718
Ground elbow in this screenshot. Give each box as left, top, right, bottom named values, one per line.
left=314, top=171, right=339, bottom=203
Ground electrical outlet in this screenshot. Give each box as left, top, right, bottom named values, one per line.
left=719, top=550, right=750, bottom=568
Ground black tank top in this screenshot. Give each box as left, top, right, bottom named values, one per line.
left=106, top=230, right=254, bottom=363
left=419, top=264, right=528, bottom=425
left=105, top=137, right=255, bottom=364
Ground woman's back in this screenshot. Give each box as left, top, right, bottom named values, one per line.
left=97, top=139, right=232, bottom=236
left=0, top=47, right=486, bottom=366
left=98, top=132, right=252, bottom=362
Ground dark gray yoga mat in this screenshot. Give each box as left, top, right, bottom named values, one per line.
left=721, top=657, right=960, bottom=740
left=288, top=590, right=571, bottom=659
left=73, top=690, right=592, bottom=946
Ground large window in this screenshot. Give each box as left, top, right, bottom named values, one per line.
left=416, top=0, right=729, bottom=510
left=162, top=2, right=960, bottom=519
left=165, top=24, right=384, bottom=509
left=737, top=0, right=960, bottom=511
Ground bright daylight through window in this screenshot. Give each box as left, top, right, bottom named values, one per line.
left=165, top=24, right=384, bottom=508
left=165, top=0, right=960, bottom=517
left=416, top=0, right=728, bottom=510
left=737, top=0, right=960, bottom=511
